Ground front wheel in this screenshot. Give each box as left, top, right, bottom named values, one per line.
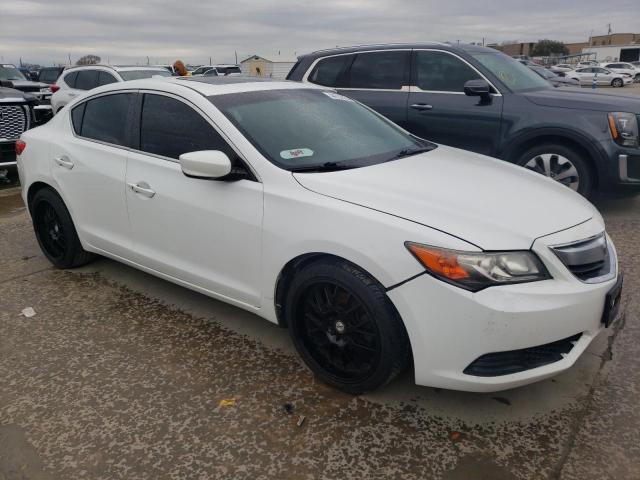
left=515, top=144, right=593, bottom=198
left=285, top=260, right=410, bottom=394
left=611, top=78, right=624, bottom=87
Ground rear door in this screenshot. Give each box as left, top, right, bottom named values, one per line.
left=406, top=49, right=503, bottom=156
left=50, top=91, right=134, bottom=257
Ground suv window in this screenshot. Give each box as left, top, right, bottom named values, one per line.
left=414, top=51, right=481, bottom=92
left=139, top=94, right=235, bottom=160
left=75, top=70, right=99, bottom=90
left=39, top=68, right=60, bottom=83
left=97, top=71, right=118, bottom=86
left=76, top=93, right=134, bottom=146
left=63, top=71, right=78, bottom=88
left=307, top=55, right=353, bottom=87
left=348, top=51, right=408, bottom=89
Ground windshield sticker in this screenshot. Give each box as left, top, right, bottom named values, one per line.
left=323, top=91, right=353, bottom=101
left=280, top=148, right=314, bottom=160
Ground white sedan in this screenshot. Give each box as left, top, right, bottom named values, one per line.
left=567, top=67, right=633, bottom=87
left=16, top=77, right=622, bottom=393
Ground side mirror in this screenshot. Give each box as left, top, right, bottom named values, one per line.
left=464, top=79, right=491, bottom=100
left=179, top=150, right=232, bottom=180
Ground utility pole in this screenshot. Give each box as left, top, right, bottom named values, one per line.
left=234, top=50, right=238, bottom=64
left=68, top=53, right=72, bottom=66
left=607, top=23, right=612, bottom=35
left=209, top=56, right=212, bottom=65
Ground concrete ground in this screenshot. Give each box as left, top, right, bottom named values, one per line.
left=1, top=185, right=640, bottom=480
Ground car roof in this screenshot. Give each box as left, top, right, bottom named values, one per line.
left=63, top=65, right=168, bottom=73
left=297, top=42, right=497, bottom=59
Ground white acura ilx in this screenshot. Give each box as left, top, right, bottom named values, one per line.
left=17, top=76, right=623, bottom=394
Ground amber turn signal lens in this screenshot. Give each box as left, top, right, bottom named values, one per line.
left=405, top=243, right=470, bottom=280
left=608, top=113, right=619, bottom=140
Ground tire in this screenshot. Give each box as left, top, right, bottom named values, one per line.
left=515, top=143, right=593, bottom=198
left=611, top=78, right=623, bottom=88
left=30, top=188, right=95, bottom=268
left=285, top=259, right=410, bottom=394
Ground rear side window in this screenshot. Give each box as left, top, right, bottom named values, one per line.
left=39, top=69, right=60, bottom=83
left=307, top=55, right=353, bottom=87
left=70, top=102, right=85, bottom=134
left=413, top=51, right=481, bottom=92
left=63, top=71, right=78, bottom=88
left=139, top=94, right=235, bottom=160
left=75, top=70, right=99, bottom=90
left=76, top=93, right=134, bottom=146
left=97, top=71, right=118, bottom=86
left=348, top=51, right=408, bottom=89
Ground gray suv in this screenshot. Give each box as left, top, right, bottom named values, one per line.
left=287, top=43, right=640, bottom=197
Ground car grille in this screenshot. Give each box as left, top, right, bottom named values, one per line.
left=0, top=105, right=29, bottom=141
left=550, top=233, right=616, bottom=283
left=463, top=333, right=582, bottom=377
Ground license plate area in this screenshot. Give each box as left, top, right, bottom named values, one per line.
left=602, top=274, right=623, bottom=328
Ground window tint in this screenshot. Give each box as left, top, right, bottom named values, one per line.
left=307, top=55, right=352, bottom=87
left=349, top=51, right=407, bottom=89
left=70, top=102, right=85, bottom=134
left=97, top=71, right=118, bottom=86
left=139, top=94, right=234, bottom=160
left=79, top=93, right=134, bottom=146
left=75, top=70, right=99, bottom=90
left=39, top=69, right=60, bottom=83
left=63, top=71, right=78, bottom=88
left=414, top=51, right=481, bottom=92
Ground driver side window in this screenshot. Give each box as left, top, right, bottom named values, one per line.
left=413, top=51, right=481, bottom=92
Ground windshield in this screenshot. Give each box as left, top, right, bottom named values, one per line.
left=210, top=89, right=432, bottom=171
left=0, top=65, right=27, bottom=81
left=119, top=69, right=172, bottom=81
left=472, top=53, right=551, bottom=92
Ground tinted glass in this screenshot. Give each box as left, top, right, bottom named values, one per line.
left=80, top=93, right=134, bottom=145
left=471, top=53, right=550, bottom=92
left=118, top=69, right=172, bottom=81
left=39, top=68, right=61, bottom=83
left=97, top=71, right=118, bottom=86
left=308, top=55, right=352, bottom=87
left=349, top=51, right=407, bottom=89
left=75, top=70, right=99, bottom=90
left=71, top=102, right=85, bottom=134
left=63, top=71, right=78, bottom=88
left=211, top=89, right=431, bottom=171
left=139, top=94, right=234, bottom=160
left=414, top=51, right=481, bottom=92
left=0, top=65, right=26, bottom=81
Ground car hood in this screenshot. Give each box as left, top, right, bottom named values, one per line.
left=523, top=87, right=640, bottom=113
left=293, top=146, right=596, bottom=250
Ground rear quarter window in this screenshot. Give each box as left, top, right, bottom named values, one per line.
left=308, top=55, right=353, bottom=87
left=74, top=93, right=134, bottom=146
left=63, top=71, right=78, bottom=88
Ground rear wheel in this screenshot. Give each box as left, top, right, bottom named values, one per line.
left=285, top=259, right=410, bottom=394
left=515, top=143, right=593, bottom=198
left=31, top=188, right=95, bottom=268
left=611, top=78, right=624, bottom=87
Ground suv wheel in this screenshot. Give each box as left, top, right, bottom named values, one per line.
left=285, top=259, right=410, bottom=394
left=611, top=78, right=624, bottom=87
left=516, top=144, right=593, bottom=197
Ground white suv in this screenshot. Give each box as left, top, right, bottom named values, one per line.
left=601, top=62, right=640, bottom=82
left=51, top=65, right=171, bottom=113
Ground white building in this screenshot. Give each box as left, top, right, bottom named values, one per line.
left=239, top=55, right=297, bottom=79
left=581, top=44, right=640, bottom=63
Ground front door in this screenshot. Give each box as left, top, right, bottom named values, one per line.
left=406, top=50, right=503, bottom=156
left=125, top=92, right=264, bottom=307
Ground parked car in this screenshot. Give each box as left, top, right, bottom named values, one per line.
left=576, top=61, right=599, bottom=68
left=567, top=67, right=633, bottom=87
left=1, top=63, right=53, bottom=123
left=550, top=63, right=574, bottom=74
left=600, top=62, right=640, bottom=82
left=287, top=43, right=640, bottom=197
left=211, top=64, right=242, bottom=76
left=0, top=86, right=38, bottom=173
left=155, top=64, right=176, bottom=75
left=529, top=66, right=580, bottom=87
left=17, top=76, right=623, bottom=394
left=37, top=66, right=66, bottom=85
left=17, top=67, right=38, bottom=81
left=203, top=69, right=220, bottom=77
left=191, top=66, right=217, bottom=76
left=51, top=65, right=172, bottom=113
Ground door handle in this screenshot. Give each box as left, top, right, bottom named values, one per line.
left=54, top=155, right=74, bottom=169
left=411, top=103, right=433, bottom=111
left=127, top=182, right=156, bottom=198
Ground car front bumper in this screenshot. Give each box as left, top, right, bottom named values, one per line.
left=388, top=219, right=620, bottom=392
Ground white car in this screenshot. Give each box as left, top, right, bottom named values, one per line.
left=601, top=62, right=640, bottom=82
left=191, top=66, right=218, bottom=76
left=550, top=63, right=574, bottom=74
left=50, top=65, right=172, bottom=113
left=16, top=77, right=623, bottom=394
left=567, top=67, right=633, bottom=87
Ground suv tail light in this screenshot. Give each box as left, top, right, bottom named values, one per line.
left=15, top=140, right=26, bottom=156
left=50, top=84, right=60, bottom=93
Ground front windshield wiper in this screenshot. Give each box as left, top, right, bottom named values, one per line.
left=388, top=146, right=435, bottom=161
left=289, top=162, right=357, bottom=173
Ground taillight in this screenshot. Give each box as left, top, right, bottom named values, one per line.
left=15, top=140, right=26, bottom=156
left=50, top=84, right=60, bottom=93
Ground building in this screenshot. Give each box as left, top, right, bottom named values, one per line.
left=239, top=55, right=297, bottom=80
left=565, top=42, right=589, bottom=56
left=589, top=33, right=640, bottom=47
left=500, top=42, right=536, bottom=57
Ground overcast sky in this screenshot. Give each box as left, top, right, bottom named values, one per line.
left=0, top=0, right=637, bottom=66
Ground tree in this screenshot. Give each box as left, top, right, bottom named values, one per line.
left=531, top=40, right=569, bottom=57
left=76, top=54, right=101, bottom=65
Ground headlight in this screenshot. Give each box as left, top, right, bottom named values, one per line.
left=405, top=243, right=551, bottom=292
left=608, top=112, right=639, bottom=147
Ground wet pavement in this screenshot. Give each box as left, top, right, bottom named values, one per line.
left=1, top=185, right=639, bottom=479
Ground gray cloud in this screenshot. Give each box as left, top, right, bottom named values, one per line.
left=0, top=0, right=637, bottom=66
